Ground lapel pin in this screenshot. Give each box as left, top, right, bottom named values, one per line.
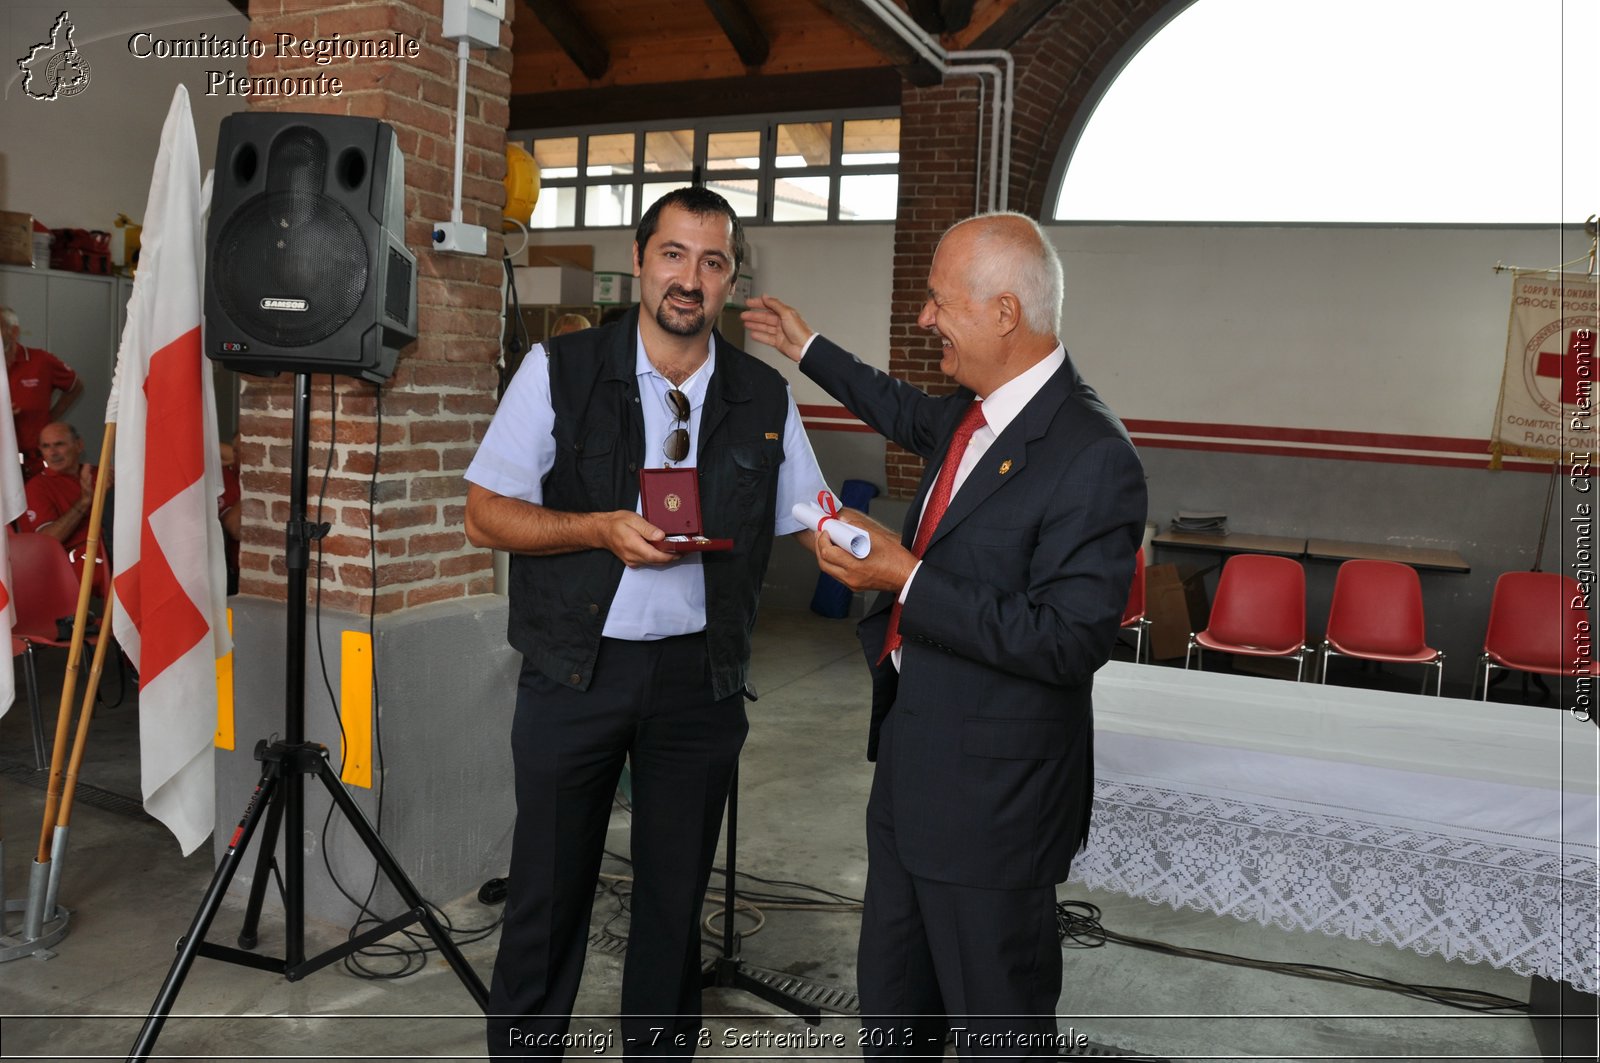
left=998, top=459, right=1013, bottom=475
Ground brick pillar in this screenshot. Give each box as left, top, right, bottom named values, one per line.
left=236, top=0, right=512, bottom=614
left=885, top=0, right=1171, bottom=499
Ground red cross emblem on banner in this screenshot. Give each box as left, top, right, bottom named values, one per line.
left=1536, top=329, right=1596, bottom=405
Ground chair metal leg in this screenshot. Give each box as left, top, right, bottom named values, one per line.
left=1478, top=659, right=1495, bottom=701
left=1318, top=644, right=1334, bottom=684
left=1184, top=637, right=1198, bottom=671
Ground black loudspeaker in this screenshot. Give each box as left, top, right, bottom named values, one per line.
left=204, top=112, right=416, bottom=383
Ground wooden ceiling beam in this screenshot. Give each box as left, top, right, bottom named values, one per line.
left=907, top=0, right=945, bottom=34
left=809, top=0, right=943, bottom=87
left=702, top=0, right=771, bottom=67
left=523, top=0, right=609, bottom=81
left=510, top=69, right=901, bottom=131
left=969, top=0, right=1059, bottom=50
left=781, top=121, right=833, bottom=166
left=939, top=0, right=976, bottom=33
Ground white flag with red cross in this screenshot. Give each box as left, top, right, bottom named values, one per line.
left=108, top=85, right=230, bottom=855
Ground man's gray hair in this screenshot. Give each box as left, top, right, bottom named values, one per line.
left=0, top=306, right=18, bottom=333
left=946, top=212, right=1064, bottom=336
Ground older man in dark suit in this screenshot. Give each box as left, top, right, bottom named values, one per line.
left=743, top=212, right=1147, bottom=1057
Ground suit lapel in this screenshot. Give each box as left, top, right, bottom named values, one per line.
left=924, top=359, right=1078, bottom=551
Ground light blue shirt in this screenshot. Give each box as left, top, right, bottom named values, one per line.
left=466, top=330, right=831, bottom=640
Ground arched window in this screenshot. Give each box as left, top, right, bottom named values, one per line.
left=1053, top=0, right=1594, bottom=224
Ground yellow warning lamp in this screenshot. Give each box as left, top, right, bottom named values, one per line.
left=504, top=143, right=540, bottom=224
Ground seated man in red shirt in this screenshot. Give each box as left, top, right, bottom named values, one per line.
left=3, top=306, right=84, bottom=478
left=20, top=421, right=108, bottom=597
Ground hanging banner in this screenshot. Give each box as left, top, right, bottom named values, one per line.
left=1490, top=272, right=1600, bottom=466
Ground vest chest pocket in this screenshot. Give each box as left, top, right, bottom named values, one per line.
left=722, top=439, right=784, bottom=529
left=563, top=428, right=618, bottom=506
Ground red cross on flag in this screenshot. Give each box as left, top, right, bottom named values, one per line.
left=107, top=85, right=231, bottom=856
left=0, top=331, right=28, bottom=718
left=1490, top=271, right=1600, bottom=467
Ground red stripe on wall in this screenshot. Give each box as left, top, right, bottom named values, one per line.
left=797, top=405, right=1554, bottom=474
left=1132, top=436, right=1551, bottom=473
left=1123, top=419, right=1488, bottom=454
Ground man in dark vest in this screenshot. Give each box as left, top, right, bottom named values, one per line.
left=465, top=187, right=829, bottom=1058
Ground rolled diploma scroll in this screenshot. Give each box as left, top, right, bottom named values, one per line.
left=792, top=501, right=872, bottom=558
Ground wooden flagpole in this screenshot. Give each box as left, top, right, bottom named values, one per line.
left=34, top=423, right=115, bottom=864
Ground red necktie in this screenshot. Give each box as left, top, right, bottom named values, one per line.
left=880, top=400, right=986, bottom=663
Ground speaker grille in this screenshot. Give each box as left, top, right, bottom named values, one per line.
left=212, top=191, right=369, bottom=347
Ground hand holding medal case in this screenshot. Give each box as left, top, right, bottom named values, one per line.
left=639, top=467, right=734, bottom=552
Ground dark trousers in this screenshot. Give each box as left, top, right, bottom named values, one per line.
left=857, top=713, right=1063, bottom=1061
left=486, top=635, right=747, bottom=1059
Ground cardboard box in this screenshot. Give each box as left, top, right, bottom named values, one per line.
left=1145, top=562, right=1212, bottom=660
left=593, top=271, right=632, bottom=305
left=0, top=211, right=34, bottom=266
left=523, top=243, right=594, bottom=271
left=513, top=265, right=592, bottom=305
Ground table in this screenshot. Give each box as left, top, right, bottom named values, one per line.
left=1306, top=537, right=1471, bottom=573
left=1152, top=529, right=1307, bottom=558
left=1073, top=662, right=1599, bottom=993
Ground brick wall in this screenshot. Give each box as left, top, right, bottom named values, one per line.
left=884, top=0, right=1170, bottom=498
left=236, top=0, right=512, bottom=613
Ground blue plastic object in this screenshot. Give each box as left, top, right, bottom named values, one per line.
left=809, top=479, right=881, bottom=618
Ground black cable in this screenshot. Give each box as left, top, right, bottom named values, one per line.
left=288, top=380, right=502, bottom=981
left=1054, top=900, right=1528, bottom=1014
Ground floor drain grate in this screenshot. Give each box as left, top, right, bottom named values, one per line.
left=0, top=761, right=152, bottom=822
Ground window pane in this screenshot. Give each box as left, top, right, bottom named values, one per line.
left=529, top=185, right=577, bottom=228
left=532, top=137, right=579, bottom=179
left=584, top=184, right=634, bottom=227
left=586, top=133, right=635, bottom=177
left=707, top=130, right=761, bottom=172
left=772, top=175, right=830, bottom=221
left=842, top=118, right=899, bottom=164
left=703, top=177, right=761, bottom=218
left=644, top=130, right=695, bottom=173
left=640, top=182, right=678, bottom=218
left=839, top=174, right=898, bottom=221
left=775, top=122, right=831, bottom=169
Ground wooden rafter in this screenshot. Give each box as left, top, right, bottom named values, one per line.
left=510, top=69, right=901, bottom=130
left=779, top=121, right=832, bottom=166
left=809, top=0, right=942, bottom=87
left=939, top=0, right=976, bottom=32
left=907, top=0, right=945, bottom=33
left=702, top=0, right=771, bottom=67
left=523, top=0, right=609, bottom=81
left=970, top=0, right=1058, bottom=49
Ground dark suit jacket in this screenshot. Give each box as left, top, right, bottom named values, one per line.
left=804, top=337, right=1147, bottom=890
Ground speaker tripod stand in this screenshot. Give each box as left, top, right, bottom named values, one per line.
left=702, top=758, right=824, bottom=1022
left=127, top=374, right=487, bottom=1062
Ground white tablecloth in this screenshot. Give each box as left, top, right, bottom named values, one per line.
left=1072, top=663, right=1600, bottom=992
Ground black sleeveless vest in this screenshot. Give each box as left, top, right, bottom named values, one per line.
left=506, top=306, right=791, bottom=701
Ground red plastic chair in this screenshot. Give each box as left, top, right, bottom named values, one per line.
left=1186, top=553, right=1312, bottom=680
left=1474, top=571, right=1597, bottom=699
left=1318, top=560, right=1444, bottom=695
left=10, top=531, right=99, bottom=768
left=1119, top=547, right=1150, bottom=663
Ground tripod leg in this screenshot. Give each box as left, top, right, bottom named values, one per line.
left=310, top=758, right=489, bottom=1007
left=127, top=767, right=283, bottom=1063
left=236, top=773, right=288, bottom=951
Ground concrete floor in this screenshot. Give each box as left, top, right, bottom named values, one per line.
left=0, top=606, right=1566, bottom=1061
